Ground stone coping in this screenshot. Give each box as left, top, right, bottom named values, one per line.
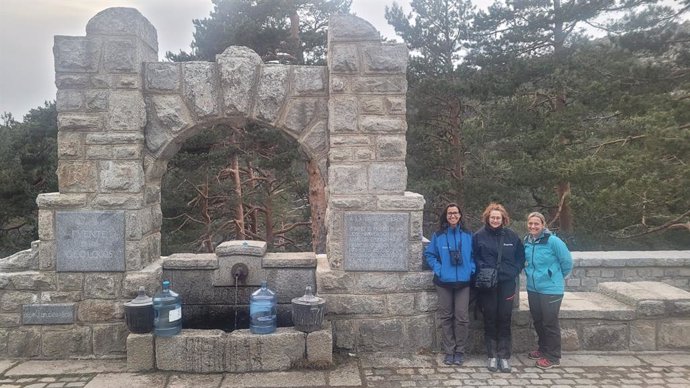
left=518, top=291, right=636, bottom=320
left=572, top=251, right=690, bottom=267
left=262, top=252, right=317, bottom=268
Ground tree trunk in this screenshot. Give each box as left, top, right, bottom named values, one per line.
left=231, top=132, right=245, bottom=239
left=306, top=159, right=327, bottom=254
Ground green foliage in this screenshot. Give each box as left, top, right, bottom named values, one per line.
left=167, top=0, right=352, bottom=64
left=395, top=0, right=689, bottom=248
left=0, top=103, right=57, bottom=256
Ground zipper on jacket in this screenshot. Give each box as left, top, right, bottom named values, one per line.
left=530, top=243, right=537, bottom=291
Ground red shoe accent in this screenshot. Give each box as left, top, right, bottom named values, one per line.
left=528, top=350, right=542, bottom=360
left=536, top=357, right=559, bottom=369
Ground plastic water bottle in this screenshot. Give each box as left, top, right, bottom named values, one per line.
left=250, top=281, right=276, bottom=334
left=153, top=280, right=182, bottom=336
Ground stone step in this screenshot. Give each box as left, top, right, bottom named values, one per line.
left=598, top=281, right=690, bottom=317
left=517, top=291, right=636, bottom=320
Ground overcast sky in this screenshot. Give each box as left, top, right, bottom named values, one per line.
left=0, top=0, right=417, bottom=121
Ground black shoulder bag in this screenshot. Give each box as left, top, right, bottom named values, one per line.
left=474, top=233, right=504, bottom=289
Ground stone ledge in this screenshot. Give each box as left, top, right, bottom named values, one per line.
left=262, top=252, right=316, bottom=268
left=162, top=253, right=218, bottom=269
left=573, top=251, right=690, bottom=267
left=599, top=281, right=690, bottom=317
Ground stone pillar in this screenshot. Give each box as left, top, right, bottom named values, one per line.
left=322, top=15, right=430, bottom=352
left=47, top=7, right=159, bottom=274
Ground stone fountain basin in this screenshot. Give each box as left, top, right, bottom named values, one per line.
left=127, top=322, right=332, bottom=373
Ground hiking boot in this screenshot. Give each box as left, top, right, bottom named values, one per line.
left=536, top=357, right=560, bottom=369
left=528, top=350, right=543, bottom=360
left=498, top=358, right=512, bottom=373
left=487, top=357, right=498, bottom=372
left=443, top=354, right=454, bottom=365
left=453, top=352, right=464, bottom=366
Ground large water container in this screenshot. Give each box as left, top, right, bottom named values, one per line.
left=153, top=280, right=182, bottom=337
left=250, top=281, right=276, bottom=334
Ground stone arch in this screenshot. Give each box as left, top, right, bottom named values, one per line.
left=142, top=46, right=330, bottom=186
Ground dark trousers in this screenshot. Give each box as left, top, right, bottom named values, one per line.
left=479, top=278, right=516, bottom=359
left=436, top=285, right=470, bottom=355
left=528, top=291, right=563, bottom=361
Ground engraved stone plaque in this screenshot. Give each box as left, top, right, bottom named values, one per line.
left=344, top=212, right=408, bottom=271
left=22, top=303, right=75, bottom=324
left=56, top=211, right=125, bottom=272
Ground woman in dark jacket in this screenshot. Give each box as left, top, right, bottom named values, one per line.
left=472, top=202, right=525, bottom=373
left=424, top=203, right=475, bottom=366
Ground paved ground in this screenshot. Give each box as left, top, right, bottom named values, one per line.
left=1, top=351, right=690, bottom=388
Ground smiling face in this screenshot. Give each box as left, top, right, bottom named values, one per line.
left=488, top=210, right=503, bottom=229
left=446, top=206, right=461, bottom=227
left=527, top=216, right=545, bottom=237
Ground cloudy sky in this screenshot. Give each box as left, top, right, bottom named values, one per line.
left=0, top=0, right=411, bottom=121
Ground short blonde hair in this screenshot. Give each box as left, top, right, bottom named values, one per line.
left=482, top=202, right=510, bottom=226
left=527, top=212, right=546, bottom=225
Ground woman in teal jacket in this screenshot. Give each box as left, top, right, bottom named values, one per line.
left=523, top=212, right=573, bottom=369
left=425, top=203, right=475, bottom=366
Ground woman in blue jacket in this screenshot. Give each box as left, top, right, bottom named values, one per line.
left=425, top=203, right=474, bottom=366
left=524, top=212, right=573, bottom=369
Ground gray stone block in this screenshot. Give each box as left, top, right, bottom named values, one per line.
left=352, top=76, right=407, bottom=93
left=99, top=160, right=144, bottom=192
left=84, top=273, right=122, bottom=299
left=266, top=267, right=316, bottom=304
left=306, top=322, right=332, bottom=365
left=659, top=320, right=690, bottom=349
left=630, top=320, right=657, bottom=351
left=145, top=63, right=180, bottom=91
left=300, top=120, right=329, bottom=157
left=263, top=252, right=317, bottom=268
left=282, top=97, right=327, bottom=136
left=7, top=327, right=41, bottom=357
left=127, top=333, right=155, bottom=371
left=226, top=327, right=306, bottom=372
left=77, top=299, right=124, bottom=322
left=93, top=322, right=128, bottom=356
left=376, top=135, right=407, bottom=160
left=328, top=15, right=380, bottom=42
left=358, top=318, right=404, bottom=351
left=86, top=7, right=157, bottom=50
left=217, top=46, right=262, bottom=116
left=163, top=253, right=218, bottom=269
left=1, top=291, right=39, bottom=313
left=582, top=324, right=627, bottom=351
left=156, top=329, right=225, bottom=372
left=324, top=294, right=385, bottom=315
left=216, top=240, right=267, bottom=257
left=328, top=166, right=367, bottom=195
left=10, top=272, right=55, bottom=291
left=368, top=163, right=407, bottom=193
left=362, top=44, right=407, bottom=74
left=256, top=65, right=289, bottom=123
left=405, top=314, right=434, bottom=351
left=293, top=66, right=327, bottom=94
left=148, top=95, right=193, bottom=135
left=183, top=62, right=219, bottom=118
left=213, top=254, right=265, bottom=287
left=387, top=293, right=415, bottom=315
left=330, top=45, right=359, bottom=73
left=561, top=327, right=580, bottom=351
left=42, top=326, right=92, bottom=358
left=53, top=36, right=100, bottom=73
left=56, top=211, right=125, bottom=272
left=57, top=160, right=97, bottom=191
left=107, top=91, right=147, bottom=131
left=0, top=247, right=38, bottom=272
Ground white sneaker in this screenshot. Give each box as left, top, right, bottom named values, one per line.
left=487, top=357, right=498, bottom=372
left=498, top=358, right=511, bottom=373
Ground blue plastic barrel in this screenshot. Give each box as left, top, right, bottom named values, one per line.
left=153, top=280, right=182, bottom=336
left=250, top=281, right=277, bottom=334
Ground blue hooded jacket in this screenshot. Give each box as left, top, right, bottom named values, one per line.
left=524, top=231, right=573, bottom=295
left=425, top=226, right=475, bottom=287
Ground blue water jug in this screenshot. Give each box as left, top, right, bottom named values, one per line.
left=250, top=281, right=277, bottom=334
left=153, top=280, right=182, bottom=336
